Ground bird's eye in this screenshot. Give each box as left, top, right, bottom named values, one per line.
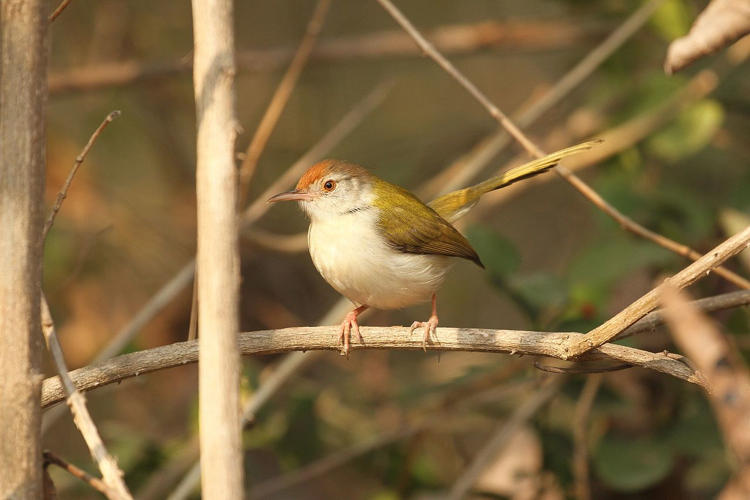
left=323, top=180, right=336, bottom=191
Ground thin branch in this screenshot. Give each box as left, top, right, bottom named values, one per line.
left=48, top=20, right=599, bottom=94
left=41, top=296, right=132, bottom=499
left=40, top=325, right=707, bottom=410
left=48, top=0, right=71, bottom=22
left=448, top=376, right=564, bottom=499
left=376, top=0, right=750, bottom=293
left=43, top=450, right=108, bottom=496
left=42, top=110, right=121, bottom=240
left=573, top=375, right=602, bottom=500
left=238, top=0, right=331, bottom=204
left=566, top=224, right=750, bottom=358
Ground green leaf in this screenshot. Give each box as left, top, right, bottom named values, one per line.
left=650, top=0, right=692, bottom=41
left=593, top=435, right=674, bottom=491
left=466, top=225, right=520, bottom=278
left=647, top=99, right=724, bottom=162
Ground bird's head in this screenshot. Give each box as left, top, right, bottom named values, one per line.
left=268, top=160, right=374, bottom=220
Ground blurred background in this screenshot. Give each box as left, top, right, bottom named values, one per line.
left=42, top=0, right=750, bottom=498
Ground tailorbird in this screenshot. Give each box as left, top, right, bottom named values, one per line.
left=268, top=140, right=598, bottom=356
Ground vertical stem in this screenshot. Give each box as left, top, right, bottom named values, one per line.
left=0, top=1, right=47, bottom=497
left=191, top=0, right=243, bottom=497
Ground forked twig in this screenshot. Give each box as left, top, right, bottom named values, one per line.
left=44, top=450, right=109, bottom=496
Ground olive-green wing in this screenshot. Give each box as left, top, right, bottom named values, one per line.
left=373, top=180, right=483, bottom=267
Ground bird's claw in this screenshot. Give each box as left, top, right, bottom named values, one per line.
left=409, top=315, right=438, bottom=352
left=338, top=312, right=363, bottom=358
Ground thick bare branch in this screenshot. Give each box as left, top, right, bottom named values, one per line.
left=191, top=0, right=243, bottom=496
left=0, top=1, right=47, bottom=497
left=40, top=326, right=707, bottom=409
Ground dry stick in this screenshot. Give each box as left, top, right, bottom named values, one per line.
left=41, top=297, right=132, bottom=499
left=47, top=20, right=598, bottom=95
left=238, top=0, right=331, bottom=204
left=660, top=286, right=750, bottom=498
left=48, top=0, right=71, bottom=22
left=40, top=325, right=708, bottom=409
left=191, top=0, right=243, bottom=496
left=44, top=450, right=108, bottom=496
left=38, top=109, right=130, bottom=498
left=448, top=376, right=564, bottom=500
left=572, top=374, right=602, bottom=500
left=566, top=225, right=750, bottom=358
left=378, top=0, right=750, bottom=293
left=42, top=110, right=121, bottom=240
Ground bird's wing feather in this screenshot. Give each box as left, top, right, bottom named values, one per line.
left=374, top=181, right=483, bottom=267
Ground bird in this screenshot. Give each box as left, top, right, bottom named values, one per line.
left=268, top=140, right=599, bottom=356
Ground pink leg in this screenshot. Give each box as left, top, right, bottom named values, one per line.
left=339, top=305, right=368, bottom=358
left=409, top=294, right=438, bottom=351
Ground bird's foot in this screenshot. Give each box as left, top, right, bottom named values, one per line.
left=409, top=314, right=438, bottom=352
left=338, top=310, right=364, bottom=358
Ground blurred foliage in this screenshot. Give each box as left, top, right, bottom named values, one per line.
left=40, top=0, right=750, bottom=498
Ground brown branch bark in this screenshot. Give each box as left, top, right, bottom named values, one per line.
left=40, top=326, right=707, bottom=409
left=566, top=224, right=750, bottom=358
left=47, top=20, right=600, bottom=95
left=0, top=1, right=47, bottom=497
left=191, top=0, right=243, bottom=496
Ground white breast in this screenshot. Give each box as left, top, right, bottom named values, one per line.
left=307, top=207, right=452, bottom=310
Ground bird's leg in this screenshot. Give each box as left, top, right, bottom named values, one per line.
left=409, top=294, right=439, bottom=351
left=339, top=305, right=368, bottom=358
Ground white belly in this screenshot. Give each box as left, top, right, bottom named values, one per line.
left=308, top=213, right=452, bottom=309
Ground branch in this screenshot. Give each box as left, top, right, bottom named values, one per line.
left=48, top=0, right=71, bottom=22
left=572, top=374, right=602, bottom=500
left=44, top=450, right=108, bottom=496
left=238, top=0, right=331, bottom=204
left=47, top=20, right=599, bottom=95
left=190, top=0, right=243, bottom=495
left=41, top=296, right=132, bottom=499
left=42, top=110, right=121, bottom=240
left=40, top=326, right=707, bottom=409
left=375, top=0, right=750, bottom=293
left=566, top=224, right=750, bottom=358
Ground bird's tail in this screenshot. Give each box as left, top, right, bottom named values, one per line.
left=429, top=139, right=601, bottom=222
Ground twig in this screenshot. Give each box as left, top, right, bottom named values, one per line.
left=448, top=376, right=564, bottom=499
left=42, top=110, right=121, bottom=240
left=376, top=0, right=750, bottom=293
left=48, top=0, right=71, bottom=22
left=40, top=325, right=707, bottom=410
left=238, top=0, right=331, bottom=205
left=48, top=20, right=599, bottom=94
left=43, top=450, right=108, bottom=496
left=660, top=286, right=750, bottom=498
left=41, top=296, right=132, bottom=499
left=191, top=0, right=243, bottom=495
left=573, top=375, right=602, bottom=500
left=566, top=224, right=750, bottom=358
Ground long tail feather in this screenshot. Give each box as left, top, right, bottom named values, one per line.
left=429, top=139, right=601, bottom=222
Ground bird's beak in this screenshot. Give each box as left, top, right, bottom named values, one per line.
left=267, top=189, right=315, bottom=203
